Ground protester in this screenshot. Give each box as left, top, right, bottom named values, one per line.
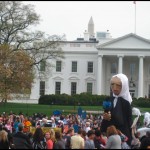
left=32, top=127, right=46, bottom=149
left=0, top=130, right=10, bottom=149
left=13, top=123, right=32, bottom=149
left=45, top=131, right=53, bottom=149
left=53, top=131, right=65, bottom=149
left=71, top=128, right=85, bottom=149
left=140, top=131, right=150, bottom=149
left=63, top=127, right=74, bottom=149
left=105, top=125, right=122, bottom=149
left=101, top=73, right=133, bottom=146
left=85, top=130, right=95, bottom=149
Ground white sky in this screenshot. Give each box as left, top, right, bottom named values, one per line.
left=23, top=1, right=150, bottom=40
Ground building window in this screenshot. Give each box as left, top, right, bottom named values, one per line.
left=129, top=90, right=135, bottom=98
left=40, top=81, right=45, bottom=96
left=111, top=63, right=117, bottom=74
left=40, top=60, right=46, bottom=72
left=87, top=62, right=93, bottom=73
left=55, top=82, right=61, bottom=94
left=130, top=63, right=135, bottom=77
left=72, top=61, right=77, bottom=72
left=86, top=43, right=93, bottom=47
left=71, top=82, right=77, bottom=95
left=56, top=61, right=62, bottom=72
left=87, top=83, right=93, bottom=94
left=70, top=43, right=80, bottom=47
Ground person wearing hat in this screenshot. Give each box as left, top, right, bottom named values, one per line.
left=101, top=73, right=133, bottom=146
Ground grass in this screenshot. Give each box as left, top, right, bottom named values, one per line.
left=0, top=103, right=149, bottom=123
left=0, top=103, right=103, bottom=116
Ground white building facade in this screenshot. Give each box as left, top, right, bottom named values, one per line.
left=29, top=33, right=150, bottom=102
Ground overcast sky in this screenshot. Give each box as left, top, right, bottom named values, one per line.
left=23, top=1, right=150, bottom=40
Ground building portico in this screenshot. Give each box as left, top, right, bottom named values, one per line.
left=97, top=33, right=150, bottom=98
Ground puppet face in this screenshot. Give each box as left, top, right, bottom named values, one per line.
left=111, top=76, right=122, bottom=95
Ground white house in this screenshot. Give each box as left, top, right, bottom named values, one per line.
left=28, top=17, right=150, bottom=103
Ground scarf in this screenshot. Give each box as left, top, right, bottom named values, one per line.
left=113, top=94, right=119, bottom=108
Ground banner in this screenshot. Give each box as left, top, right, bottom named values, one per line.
left=30, top=127, right=61, bottom=134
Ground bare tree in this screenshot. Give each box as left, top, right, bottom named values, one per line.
left=0, top=1, right=65, bottom=102
left=0, top=1, right=64, bottom=68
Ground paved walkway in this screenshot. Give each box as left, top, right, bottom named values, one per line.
left=8, top=99, right=38, bottom=104
left=86, top=110, right=103, bottom=114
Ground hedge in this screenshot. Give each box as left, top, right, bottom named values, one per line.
left=39, top=93, right=108, bottom=106
left=132, top=97, right=150, bottom=108
left=39, top=93, right=150, bottom=108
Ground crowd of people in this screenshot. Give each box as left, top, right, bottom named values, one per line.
left=0, top=110, right=149, bottom=149
left=0, top=73, right=150, bottom=149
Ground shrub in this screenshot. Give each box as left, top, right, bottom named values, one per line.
left=132, top=97, right=150, bottom=108
left=39, top=93, right=108, bottom=106
left=39, top=94, right=150, bottom=108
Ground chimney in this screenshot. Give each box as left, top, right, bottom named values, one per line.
left=106, top=30, right=111, bottom=38
left=84, top=30, right=89, bottom=41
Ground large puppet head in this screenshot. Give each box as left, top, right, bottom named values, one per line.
left=110, top=73, right=132, bottom=104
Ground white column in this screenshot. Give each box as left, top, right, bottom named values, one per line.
left=138, top=55, right=144, bottom=98
left=118, top=55, right=124, bottom=73
left=97, top=55, right=103, bottom=95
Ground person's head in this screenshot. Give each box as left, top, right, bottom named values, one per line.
left=106, top=125, right=118, bottom=137
left=110, top=73, right=132, bottom=104
left=111, top=76, right=122, bottom=95
left=16, top=116, right=20, bottom=122
left=24, top=117, right=28, bottom=121
left=67, top=127, right=74, bottom=136
left=81, top=130, right=87, bottom=140
left=18, top=123, right=24, bottom=132
left=135, top=131, right=140, bottom=138
left=6, top=120, right=11, bottom=125
left=86, top=122, right=90, bottom=127
left=55, top=131, right=62, bottom=140
left=146, top=131, right=150, bottom=138
left=87, top=130, right=95, bottom=140
left=78, top=128, right=83, bottom=135
left=95, top=129, right=101, bottom=137
left=33, top=127, right=44, bottom=142
left=94, top=121, right=97, bottom=124
left=45, top=131, right=51, bottom=140
left=0, top=130, right=8, bottom=142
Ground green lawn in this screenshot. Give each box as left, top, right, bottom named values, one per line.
left=0, top=103, right=103, bottom=116
left=0, top=103, right=149, bottom=118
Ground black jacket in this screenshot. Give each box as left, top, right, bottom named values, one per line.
left=13, top=131, right=33, bottom=149
left=0, top=141, right=9, bottom=149
left=101, top=97, right=132, bottom=145
left=140, top=137, right=150, bottom=149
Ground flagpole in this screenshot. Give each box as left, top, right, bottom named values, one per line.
left=134, top=1, right=136, bottom=34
